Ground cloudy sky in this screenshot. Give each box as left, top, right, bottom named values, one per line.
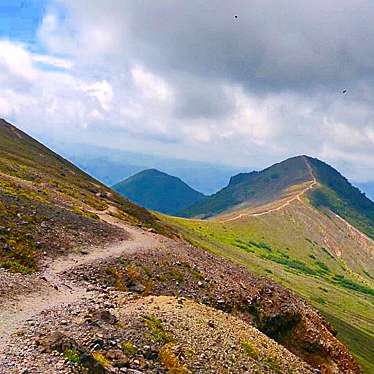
left=1, top=0, right=374, bottom=182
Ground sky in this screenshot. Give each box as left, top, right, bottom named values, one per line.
left=0, top=0, right=374, bottom=183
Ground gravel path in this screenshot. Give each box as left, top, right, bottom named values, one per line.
left=0, top=214, right=160, bottom=359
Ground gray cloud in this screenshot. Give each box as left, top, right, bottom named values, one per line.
left=1, top=0, right=374, bottom=184
left=59, top=0, right=374, bottom=90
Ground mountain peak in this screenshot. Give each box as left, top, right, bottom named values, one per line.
left=113, top=169, right=205, bottom=215
left=181, top=156, right=315, bottom=218
left=182, top=155, right=374, bottom=239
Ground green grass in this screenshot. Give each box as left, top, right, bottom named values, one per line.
left=161, top=214, right=374, bottom=373
left=64, top=348, right=81, bottom=365
left=143, top=315, right=174, bottom=344
left=332, top=274, right=374, bottom=296
left=322, top=311, right=374, bottom=373
left=241, top=341, right=259, bottom=359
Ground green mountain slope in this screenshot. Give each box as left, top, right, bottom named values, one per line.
left=0, top=119, right=171, bottom=272
left=162, top=202, right=374, bottom=372
left=162, top=155, right=374, bottom=372
left=113, top=169, right=205, bottom=215
left=181, top=156, right=314, bottom=218
left=181, top=155, right=374, bottom=240
left=307, top=157, right=374, bottom=239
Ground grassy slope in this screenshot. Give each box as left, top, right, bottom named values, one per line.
left=0, top=119, right=172, bottom=272
left=161, top=210, right=374, bottom=373
left=113, top=169, right=205, bottom=215
left=307, top=156, right=374, bottom=239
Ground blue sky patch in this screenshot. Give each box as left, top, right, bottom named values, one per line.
left=0, top=0, right=49, bottom=46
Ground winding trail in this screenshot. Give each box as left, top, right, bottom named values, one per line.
left=220, top=157, right=318, bottom=223
left=0, top=211, right=160, bottom=355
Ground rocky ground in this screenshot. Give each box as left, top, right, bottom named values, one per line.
left=2, top=292, right=315, bottom=374
left=70, top=238, right=360, bottom=374
left=0, top=221, right=362, bottom=373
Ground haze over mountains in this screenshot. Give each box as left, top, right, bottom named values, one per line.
left=40, top=139, right=245, bottom=195
left=34, top=136, right=374, bottom=200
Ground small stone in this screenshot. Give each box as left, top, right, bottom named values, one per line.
left=208, top=320, right=215, bottom=328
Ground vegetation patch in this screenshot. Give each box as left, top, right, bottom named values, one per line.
left=63, top=348, right=81, bottom=365
left=241, top=340, right=259, bottom=359
left=159, top=343, right=189, bottom=373
left=92, top=351, right=112, bottom=368
left=332, top=274, right=374, bottom=296
left=261, top=253, right=317, bottom=276
left=121, top=341, right=138, bottom=356
left=144, top=315, right=174, bottom=344
left=248, top=240, right=272, bottom=251
left=263, top=356, right=282, bottom=373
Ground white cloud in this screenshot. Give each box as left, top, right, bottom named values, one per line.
left=0, top=40, right=37, bottom=82
left=131, top=66, right=173, bottom=104
left=1, top=1, right=374, bottom=184
left=32, top=54, right=73, bottom=70
left=82, top=81, right=113, bottom=111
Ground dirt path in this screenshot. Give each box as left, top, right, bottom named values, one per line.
left=0, top=211, right=160, bottom=355
left=220, top=157, right=317, bottom=223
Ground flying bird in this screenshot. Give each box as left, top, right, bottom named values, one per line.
left=342, top=89, right=347, bottom=94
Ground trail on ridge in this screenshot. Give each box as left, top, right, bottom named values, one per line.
left=220, top=156, right=317, bottom=223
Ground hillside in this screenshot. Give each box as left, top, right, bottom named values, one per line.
left=356, top=181, right=374, bottom=202
left=181, top=156, right=374, bottom=239
left=113, top=169, right=205, bottom=215
left=0, top=119, right=172, bottom=273
left=307, top=157, right=374, bottom=239
left=0, top=120, right=361, bottom=373
left=181, top=155, right=314, bottom=218
left=162, top=157, right=374, bottom=372
left=164, top=211, right=374, bottom=372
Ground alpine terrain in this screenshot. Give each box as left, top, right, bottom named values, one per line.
left=162, top=156, right=374, bottom=372
left=0, top=119, right=365, bottom=373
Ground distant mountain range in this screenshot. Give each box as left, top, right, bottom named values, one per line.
left=33, top=135, right=374, bottom=201
left=38, top=139, right=244, bottom=195
left=113, top=169, right=205, bottom=215
left=182, top=155, right=374, bottom=239
left=115, top=156, right=374, bottom=242
left=181, top=155, right=314, bottom=218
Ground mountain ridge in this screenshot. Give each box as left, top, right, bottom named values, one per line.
left=180, top=155, right=374, bottom=240
left=180, top=155, right=316, bottom=217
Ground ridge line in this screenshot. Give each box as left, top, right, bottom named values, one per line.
left=219, top=157, right=318, bottom=222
